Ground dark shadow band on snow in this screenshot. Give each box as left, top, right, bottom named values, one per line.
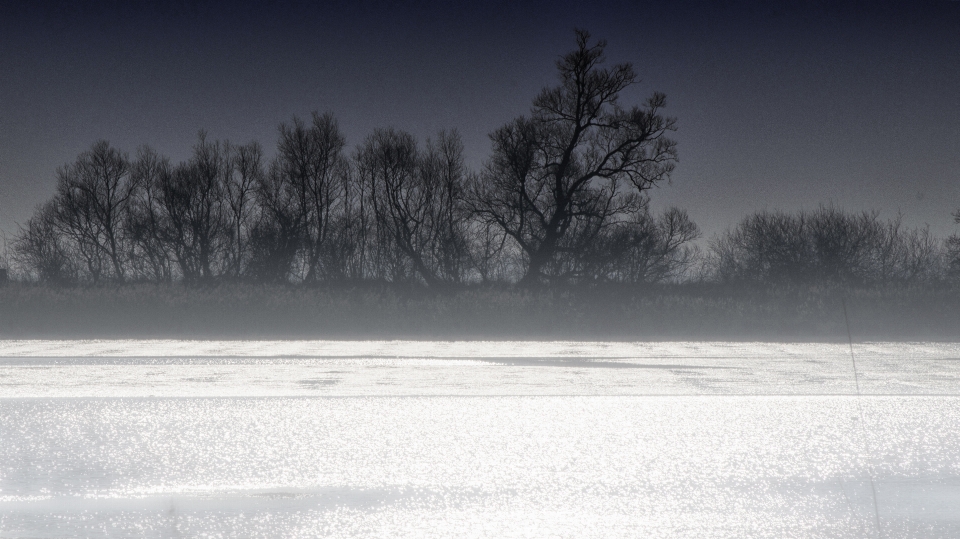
left=0, top=485, right=511, bottom=513
left=0, top=355, right=745, bottom=369
left=464, top=357, right=740, bottom=369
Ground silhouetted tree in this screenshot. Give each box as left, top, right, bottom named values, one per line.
left=471, top=30, right=678, bottom=285
left=948, top=210, right=960, bottom=280
left=711, top=207, right=947, bottom=286
left=421, top=131, right=473, bottom=283
left=355, top=129, right=422, bottom=282
left=247, top=160, right=304, bottom=282
left=223, top=141, right=263, bottom=278
left=355, top=128, right=472, bottom=286
left=322, top=163, right=365, bottom=282
left=126, top=146, right=174, bottom=282
left=584, top=206, right=700, bottom=283
left=466, top=219, right=513, bottom=283
left=150, top=133, right=231, bottom=282
left=807, top=207, right=878, bottom=284
left=0, top=232, right=8, bottom=282
left=272, top=112, right=349, bottom=282
left=12, top=201, right=76, bottom=284
left=711, top=210, right=811, bottom=284
left=51, top=141, right=135, bottom=282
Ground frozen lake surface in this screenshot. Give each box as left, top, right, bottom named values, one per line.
left=3, top=340, right=960, bottom=538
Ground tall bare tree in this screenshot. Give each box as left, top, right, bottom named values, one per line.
left=153, top=132, right=230, bottom=282
left=355, top=128, right=471, bottom=286
left=247, top=162, right=304, bottom=283
left=126, top=146, right=174, bottom=282
left=355, top=129, right=421, bottom=282
left=420, top=131, right=472, bottom=283
left=223, top=142, right=263, bottom=278
left=274, top=112, right=348, bottom=282
left=52, top=140, right=136, bottom=282
left=471, top=30, right=678, bottom=284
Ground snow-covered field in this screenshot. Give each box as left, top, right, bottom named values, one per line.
left=3, top=340, right=960, bottom=538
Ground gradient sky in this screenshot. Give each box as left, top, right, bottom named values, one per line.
left=2, top=0, right=959, bottom=249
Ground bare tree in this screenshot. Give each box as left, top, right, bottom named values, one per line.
left=126, top=146, right=174, bottom=282
left=710, top=207, right=948, bottom=287
left=51, top=141, right=136, bottom=282
left=417, top=130, right=472, bottom=283
left=948, top=210, right=960, bottom=280
left=808, top=206, right=877, bottom=285
left=466, top=218, right=512, bottom=283
left=0, top=231, right=8, bottom=282
left=355, top=128, right=472, bottom=286
left=223, top=142, right=263, bottom=278
left=355, top=129, right=421, bottom=282
left=897, top=226, right=943, bottom=283
left=319, top=163, right=364, bottom=282
left=274, top=112, right=348, bottom=282
left=247, top=161, right=304, bottom=283
left=710, top=210, right=811, bottom=284
left=589, top=206, right=701, bottom=283
left=12, top=201, right=76, bottom=284
left=471, top=30, right=678, bottom=285
left=153, top=132, right=230, bottom=282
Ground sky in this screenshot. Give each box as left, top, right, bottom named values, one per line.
left=2, top=0, right=959, bottom=249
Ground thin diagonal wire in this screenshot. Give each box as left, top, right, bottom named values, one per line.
left=843, top=297, right=883, bottom=538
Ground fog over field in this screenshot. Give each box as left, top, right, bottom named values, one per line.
left=1, top=5, right=959, bottom=343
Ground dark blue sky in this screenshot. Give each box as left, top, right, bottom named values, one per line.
left=2, top=0, right=959, bottom=245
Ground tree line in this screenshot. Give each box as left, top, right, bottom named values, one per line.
left=6, top=30, right=960, bottom=289
left=710, top=207, right=960, bottom=287
left=8, top=31, right=697, bottom=287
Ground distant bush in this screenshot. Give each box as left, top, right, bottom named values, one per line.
left=708, top=207, right=949, bottom=287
